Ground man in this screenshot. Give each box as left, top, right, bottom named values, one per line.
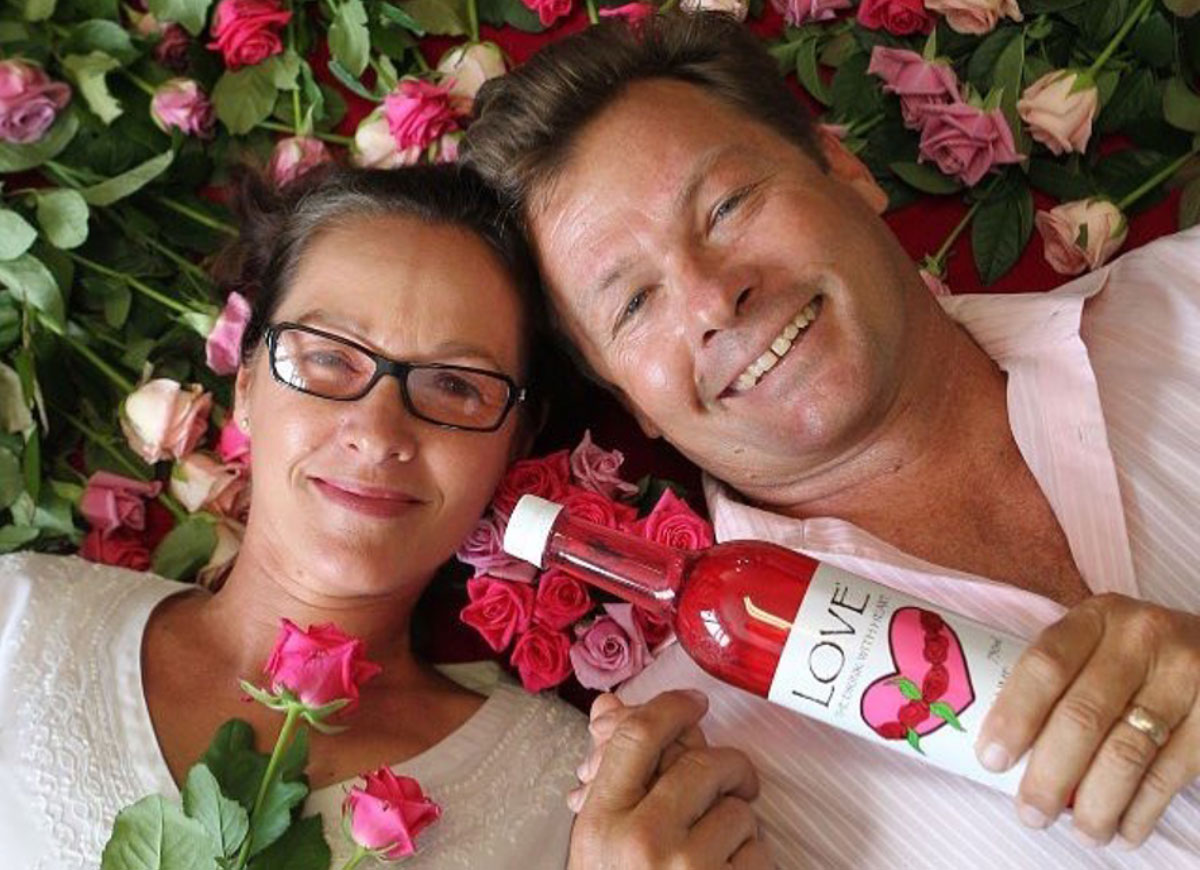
left=464, top=13, right=1200, bottom=868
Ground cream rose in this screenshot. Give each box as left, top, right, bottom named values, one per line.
left=924, top=0, right=1021, bottom=35
left=1034, top=199, right=1127, bottom=276
left=1017, top=70, right=1098, bottom=156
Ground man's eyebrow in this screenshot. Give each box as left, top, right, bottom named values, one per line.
left=582, top=145, right=743, bottom=307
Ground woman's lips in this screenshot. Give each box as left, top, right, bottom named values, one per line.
left=311, top=477, right=422, bottom=519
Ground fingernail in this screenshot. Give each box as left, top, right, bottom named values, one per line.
left=1017, top=802, right=1050, bottom=829
left=1071, top=828, right=1101, bottom=849
left=978, top=742, right=1011, bottom=772
left=1113, top=836, right=1139, bottom=852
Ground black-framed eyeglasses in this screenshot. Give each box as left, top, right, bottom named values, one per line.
left=264, top=322, right=527, bottom=433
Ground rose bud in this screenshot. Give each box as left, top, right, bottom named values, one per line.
left=1034, top=198, right=1127, bottom=276
left=150, top=78, right=215, bottom=138
left=1017, top=69, right=1098, bottom=156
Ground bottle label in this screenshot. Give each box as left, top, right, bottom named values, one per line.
left=766, top=563, right=1027, bottom=794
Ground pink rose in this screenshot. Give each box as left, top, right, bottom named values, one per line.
left=917, top=102, right=1021, bottom=187
left=1034, top=198, right=1127, bottom=276
left=492, top=450, right=571, bottom=518
left=264, top=618, right=383, bottom=715
left=924, top=0, right=1021, bottom=35
left=344, top=767, right=441, bottom=860
left=1017, top=70, right=1098, bottom=156
left=680, top=0, right=750, bottom=19
left=569, top=429, right=639, bottom=501
left=455, top=514, right=537, bottom=582
left=562, top=486, right=638, bottom=530
left=206, top=0, right=291, bottom=70
left=436, top=42, right=506, bottom=105
left=196, top=518, right=243, bottom=589
left=510, top=623, right=573, bottom=692
left=569, top=603, right=650, bottom=691
left=0, top=59, right=71, bottom=144
left=80, top=527, right=152, bottom=571
left=216, top=417, right=251, bottom=466
left=533, top=569, right=593, bottom=630
left=266, top=135, right=331, bottom=188
left=868, top=46, right=961, bottom=131
left=634, top=605, right=675, bottom=649
left=169, top=452, right=247, bottom=516
left=384, top=79, right=462, bottom=154
left=150, top=78, right=215, bottom=138
left=154, top=23, right=192, bottom=73
left=598, top=2, right=657, bottom=25
left=80, top=471, right=163, bottom=537
left=633, top=489, right=714, bottom=550
left=771, top=0, right=851, bottom=27
left=856, top=0, right=935, bottom=35
left=459, top=575, right=536, bottom=652
left=522, top=0, right=574, bottom=27
left=205, top=291, right=251, bottom=375
left=352, top=106, right=415, bottom=169
left=120, top=378, right=212, bottom=464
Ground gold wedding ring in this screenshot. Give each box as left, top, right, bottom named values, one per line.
left=1122, top=705, right=1170, bottom=749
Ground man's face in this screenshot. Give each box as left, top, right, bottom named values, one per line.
left=529, top=79, right=928, bottom=503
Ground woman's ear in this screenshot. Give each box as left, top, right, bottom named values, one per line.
left=818, top=126, right=889, bottom=215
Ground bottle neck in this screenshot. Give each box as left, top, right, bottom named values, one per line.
left=541, top=512, right=692, bottom=615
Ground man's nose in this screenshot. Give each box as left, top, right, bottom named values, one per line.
left=672, top=249, right=755, bottom=345
left=340, top=374, right=418, bottom=463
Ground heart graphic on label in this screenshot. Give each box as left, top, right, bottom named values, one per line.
left=860, top=608, right=975, bottom=750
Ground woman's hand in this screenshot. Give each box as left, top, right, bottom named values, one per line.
left=976, top=593, right=1200, bottom=848
left=567, top=690, right=773, bottom=869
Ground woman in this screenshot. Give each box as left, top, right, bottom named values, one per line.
left=0, top=166, right=588, bottom=868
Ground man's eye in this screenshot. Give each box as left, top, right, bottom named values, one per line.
left=711, top=188, right=750, bottom=227
left=616, top=287, right=649, bottom=331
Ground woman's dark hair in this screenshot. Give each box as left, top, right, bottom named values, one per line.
left=462, top=11, right=824, bottom=223
left=214, top=164, right=544, bottom=382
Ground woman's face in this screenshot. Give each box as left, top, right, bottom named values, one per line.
left=235, top=213, right=528, bottom=596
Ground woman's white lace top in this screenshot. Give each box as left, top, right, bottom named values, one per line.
left=0, top=553, right=587, bottom=869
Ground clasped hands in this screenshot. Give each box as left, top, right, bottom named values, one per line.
left=567, top=593, right=1199, bottom=865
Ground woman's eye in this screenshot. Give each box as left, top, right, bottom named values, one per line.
left=436, top=374, right=481, bottom=399
left=616, top=287, right=650, bottom=332
left=305, top=351, right=355, bottom=371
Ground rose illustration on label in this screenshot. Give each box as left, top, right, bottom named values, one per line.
left=860, top=608, right=975, bottom=754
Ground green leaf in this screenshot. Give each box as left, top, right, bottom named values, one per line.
left=0, top=254, right=64, bottom=326
left=213, top=64, right=279, bottom=135
left=0, top=446, right=22, bottom=509
left=247, top=778, right=308, bottom=858
left=1164, top=78, right=1200, bottom=134
left=271, top=51, right=302, bottom=90
left=100, top=794, right=221, bottom=870
left=831, top=53, right=884, bottom=121
left=400, top=0, right=469, bottom=34
left=1027, top=157, right=1097, bottom=201
left=277, top=725, right=310, bottom=783
left=245, top=814, right=330, bottom=870
left=972, top=180, right=1034, bottom=285
left=36, top=189, right=90, bottom=249
left=1129, top=12, right=1175, bottom=69
left=329, top=0, right=370, bottom=78
left=1099, top=69, right=1159, bottom=134
left=889, top=161, right=963, bottom=195
left=0, top=112, right=79, bottom=172
left=894, top=676, right=922, bottom=700
left=0, top=209, right=38, bottom=260
left=0, top=524, right=39, bottom=552
left=147, top=0, right=215, bottom=37
left=1020, top=0, right=1089, bottom=10
left=0, top=361, right=32, bottom=433
left=905, top=727, right=925, bottom=754
left=477, top=0, right=542, bottom=32
left=0, top=21, right=30, bottom=41
left=23, top=0, right=56, bottom=21
left=182, top=764, right=250, bottom=859
left=794, top=36, right=830, bottom=106
left=65, top=20, right=138, bottom=64
left=1180, top=176, right=1200, bottom=229
left=929, top=701, right=967, bottom=731
left=992, top=30, right=1026, bottom=154
left=21, top=425, right=39, bottom=504
left=62, top=51, right=123, bottom=125
left=81, top=151, right=174, bottom=206
left=151, top=513, right=217, bottom=579
left=965, top=26, right=1020, bottom=94
left=202, top=720, right=260, bottom=804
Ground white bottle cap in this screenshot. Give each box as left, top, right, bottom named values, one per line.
left=503, top=495, right=565, bottom=569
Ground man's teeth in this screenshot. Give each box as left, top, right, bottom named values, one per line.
left=733, top=302, right=818, bottom=392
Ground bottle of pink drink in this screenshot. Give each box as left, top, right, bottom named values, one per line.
left=504, top=494, right=1031, bottom=795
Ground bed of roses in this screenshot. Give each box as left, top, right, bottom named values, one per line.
left=455, top=430, right=713, bottom=695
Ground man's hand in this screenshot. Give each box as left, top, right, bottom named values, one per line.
left=567, top=689, right=773, bottom=869
left=976, top=593, right=1200, bottom=848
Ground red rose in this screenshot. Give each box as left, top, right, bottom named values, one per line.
left=206, top=0, right=291, bottom=70
left=492, top=450, right=570, bottom=518
left=533, top=569, right=593, bottom=630
left=510, top=623, right=573, bottom=692
left=898, top=700, right=931, bottom=729
left=263, top=619, right=383, bottom=715
left=634, top=489, right=714, bottom=550
left=561, top=486, right=637, bottom=530
left=922, top=663, right=950, bottom=700
left=877, top=721, right=908, bottom=740
left=918, top=610, right=944, bottom=633
left=459, top=576, right=535, bottom=652
left=857, top=0, right=935, bottom=34
left=923, top=634, right=949, bottom=664
left=80, top=527, right=151, bottom=571
left=343, top=767, right=441, bottom=860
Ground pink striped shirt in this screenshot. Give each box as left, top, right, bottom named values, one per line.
left=618, top=227, right=1200, bottom=868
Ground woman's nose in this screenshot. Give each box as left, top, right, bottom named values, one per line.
left=340, top=374, right=418, bottom=463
